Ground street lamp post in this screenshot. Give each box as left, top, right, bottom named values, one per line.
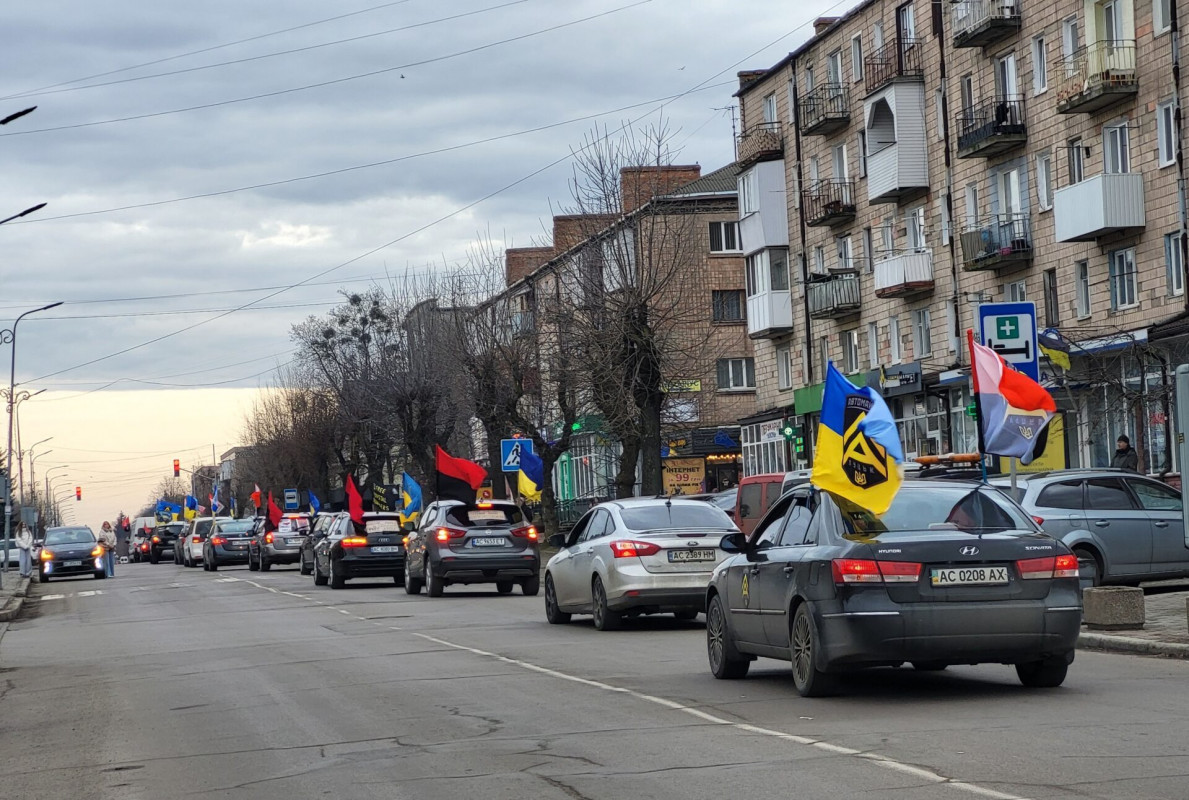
left=45, top=469, right=69, bottom=527
left=21, top=435, right=51, bottom=502
left=26, top=442, right=53, bottom=506
left=2, top=301, right=63, bottom=587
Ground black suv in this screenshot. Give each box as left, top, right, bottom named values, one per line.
left=146, top=522, right=185, bottom=564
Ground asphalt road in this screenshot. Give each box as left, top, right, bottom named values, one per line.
left=1, top=561, right=1187, bottom=800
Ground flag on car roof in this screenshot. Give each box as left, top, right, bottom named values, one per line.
left=250, top=484, right=262, bottom=509
left=435, top=445, right=486, bottom=504
left=400, top=472, right=422, bottom=524
left=265, top=492, right=283, bottom=533
left=811, top=362, right=904, bottom=515
left=309, top=491, right=321, bottom=514
left=210, top=485, right=222, bottom=514
left=517, top=448, right=544, bottom=502
left=345, top=474, right=365, bottom=530
left=969, top=330, right=1056, bottom=465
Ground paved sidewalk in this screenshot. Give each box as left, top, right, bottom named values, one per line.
left=1078, top=585, right=1189, bottom=659
left=0, top=572, right=33, bottom=643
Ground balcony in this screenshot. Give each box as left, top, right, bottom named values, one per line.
left=746, top=289, right=793, bottom=339
left=1057, top=41, right=1137, bottom=114
left=736, top=122, right=784, bottom=170
left=874, top=251, right=934, bottom=298
left=865, top=81, right=929, bottom=204
left=1053, top=172, right=1146, bottom=242
left=952, top=0, right=1022, bottom=49
left=957, top=96, right=1027, bottom=158
left=800, top=84, right=850, bottom=136
left=803, top=179, right=857, bottom=227
left=864, top=38, right=923, bottom=94
left=509, top=310, right=534, bottom=337
left=807, top=272, right=861, bottom=320
left=960, top=214, right=1033, bottom=271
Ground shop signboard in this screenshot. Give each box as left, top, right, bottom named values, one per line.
left=662, top=457, right=706, bottom=495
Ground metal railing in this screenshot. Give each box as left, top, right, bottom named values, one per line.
left=957, top=95, right=1027, bottom=152
left=1057, top=41, right=1137, bottom=107
left=952, top=0, right=1021, bottom=40
left=864, top=38, right=923, bottom=92
left=959, top=213, right=1033, bottom=265
left=807, top=272, right=861, bottom=317
left=736, top=121, right=784, bottom=166
left=802, top=179, right=856, bottom=224
left=800, top=83, right=850, bottom=132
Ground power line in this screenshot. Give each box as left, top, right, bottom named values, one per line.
left=3, top=300, right=337, bottom=323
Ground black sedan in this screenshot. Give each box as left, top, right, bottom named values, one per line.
left=203, top=519, right=255, bottom=570
left=38, top=526, right=107, bottom=582
left=311, top=512, right=407, bottom=589
left=706, top=480, right=1082, bottom=696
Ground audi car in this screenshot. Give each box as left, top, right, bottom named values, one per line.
left=202, top=519, right=255, bottom=570
left=310, top=512, right=407, bottom=588
left=706, top=481, right=1082, bottom=695
left=38, top=526, right=106, bottom=582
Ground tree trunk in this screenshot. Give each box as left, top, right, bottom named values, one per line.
left=485, top=424, right=508, bottom=499
left=615, top=433, right=641, bottom=498
left=539, top=457, right=559, bottom=537
left=639, top=398, right=663, bottom=495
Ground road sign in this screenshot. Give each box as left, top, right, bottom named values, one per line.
left=500, top=438, right=534, bottom=473
left=283, top=488, right=299, bottom=511
left=978, top=301, right=1038, bottom=381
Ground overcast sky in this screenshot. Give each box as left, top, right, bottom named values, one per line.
left=2, top=0, right=841, bottom=519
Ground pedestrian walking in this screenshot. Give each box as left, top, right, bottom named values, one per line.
left=1111, top=434, right=1139, bottom=473
left=100, top=521, right=117, bottom=577
left=15, top=522, right=34, bottom=578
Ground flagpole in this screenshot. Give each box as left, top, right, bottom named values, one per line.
left=968, top=329, right=989, bottom=484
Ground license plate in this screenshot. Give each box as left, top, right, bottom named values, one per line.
left=286, top=538, right=302, bottom=545
left=472, top=537, right=506, bottom=547
left=668, top=549, right=716, bottom=563
left=931, top=566, right=1009, bottom=586
left=64, top=560, right=82, bottom=567
left=230, top=543, right=246, bottom=549
left=371, top=546, right=400, bottom=553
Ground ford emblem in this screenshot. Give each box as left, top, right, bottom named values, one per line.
left=959, top=545, right=980, bottom=556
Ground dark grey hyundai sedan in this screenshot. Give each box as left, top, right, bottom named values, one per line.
left=706, top=481, right=1082, bottom=696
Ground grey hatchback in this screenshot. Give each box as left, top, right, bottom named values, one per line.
left=992, top=469, right=1189, bottom=586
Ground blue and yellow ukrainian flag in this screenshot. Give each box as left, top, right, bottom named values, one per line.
left=400, top=471, right=422, bottom=525
left=811, top=363, right=904, bottom=515
left=518, top=448, right=544, bottom=502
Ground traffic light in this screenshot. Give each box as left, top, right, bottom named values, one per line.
left=173, top=459, right=180, bottom=477
left=75, top=486, right=81, bottom=501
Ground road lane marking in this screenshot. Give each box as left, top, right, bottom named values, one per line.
left=38, top=594, right=66, bottom=601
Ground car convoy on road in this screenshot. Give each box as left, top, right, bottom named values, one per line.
left=30, top=466, right=1189, bottom=694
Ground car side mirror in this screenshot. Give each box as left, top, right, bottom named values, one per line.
left=719, top=532, right=748, bottom=554
left=402, top=521, right=416, bottom=532
left=547, top=533, right=566, bottom=549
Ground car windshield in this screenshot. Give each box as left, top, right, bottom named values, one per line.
left=44, top=528, right=96, bottom=546
left=365, top=517, right=403, bottom=534
left=163, top=524, right=185, bottom=534
left=834, top=486, right=1036, bottom=538
left=444, top=505, right=523, bottom=528
left=619, top=503, right=736, bottom=531
left=707, top=490, right=736, bottom=510
left=218, top=521, right=254, bottom=534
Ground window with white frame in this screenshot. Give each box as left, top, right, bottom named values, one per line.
left=717, top=357, right=756, bottom=391
left=889, top=317, right=902, bottom=363
left=867, top=322, right=879, bottom=369
left=873, top=21, right=884, bottom=49
left=836, top=235, right=853, bottom=269
left=1158, top=101, right=1177, bottom=168
left=832, top=142, right=849, bottom=180
left=1006, top=279, right=1027, bottom=302
left=1032, top=35, right=1048, bottom=94
left=941, top=194, right=951, bottom=246
left=851, top=35, right=864, bottom=82
left=945, top=299, right=958, bottom=353
left=1075, top=259, right=1091, bottom=317
left=1108, top=248, right=1138, bottom=310
left=1166, top=233, right=1184, bottom=296
left=913, top=308, right=932, bottom=357
left=841, top=329, right=860, bottom=373
left=1068, top=137, right=1084, bottom=184
left=805, top=64, right=815, bottom=92
left=770, top=248, right=790, bottom=290
left=964, top=182, right=979, bottom=227
left=1036, top=152, right=1053, bottom=210
left=819, top=335, right=830, bottom=377
left=862, top=227, right=874, bottom=271
left=1156, top=0, right=1172, bottom=33
left=1062, top=16, right=1080, bottom=77
left=739, top=170, right=758, bottom=215
left=745, top=252, right=761, bottom=296
left=809, top=156, right=820, bottom=181
left=776, top=343, right=793, bottom=390
left=813, top=246, right=826, bottom=274
left=907, top=206, right=927, bottom=252
left=880, top=217, right=895, bottom=256
left=1103, top=123, right=1130, bottom=174
left=762, top=93, right=777, bottom=125
left=708, top=221, right=740, bottom=253
left=1043, top=269, right=1060, bottom=327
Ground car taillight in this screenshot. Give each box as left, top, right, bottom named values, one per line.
left=436, top=527, right=466, bottom=542
left=831, top=558, right=882, bottom=584
left=511, top=525, right=538, bottom=540
left=210, top=536, right=226, bottom=546
left=264, top=532, right=273, bottom=544
left=342, top=536, right=369, bottom=547
left=1017, top=556, right=1062, bottom=580
left=876, top=560, right=922, bottom=583
left=152, top=535, right=161, bottom=543
left=476, top=502, right=494, bottom=509
left=610, top=540, right=662, bottom=558
left=1031, top=516, right=1045, bottom=526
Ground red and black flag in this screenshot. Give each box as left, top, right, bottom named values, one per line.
left=435, top=445, right=486, bottom=503
left=265, top=492, right=283, bottom=533
left=345, top=474, right=366, bottom=531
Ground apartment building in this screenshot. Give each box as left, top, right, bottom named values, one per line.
left=735, top=0, right=1187, bottom=476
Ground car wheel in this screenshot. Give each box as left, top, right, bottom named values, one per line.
left=183, top=551, right=193, bottom=568
left=95, top=571, right=106, bottom=580
left=329, top=558, right=345, bottom=590
left=912, top=661, right=948, bottom=672
left=299, top=554, right=313, bottom=576
left=496, top=581, right=514, bottom=595
left=313, top=556, right=328, bottom=586
left=208, top=552, right=218, bottom=571
left=1073, top=547, right=1102, bottom=587
left=591, top=576, right=621, bottom=631
left=674, top=609, right=699, bottom=622
left=404, top=559, right=423, bottom=595
left=426, top=559, right=444, bottom=598
left=790, top=603, right=835, bottom=697
left=38, top=573, right=49, bottom=584
left=544, top=574, right=570, bottom=624
left=707, top=593, right=750, bottom=679
left=521, top=575, right=540, bottom=596
left=248, top=550, right=259, bottom=572
left=259, top=552, right=271, bottom=572
left=1016, top=656, right=1070, bottom=688
left=149, top=551, right=159, bottom=565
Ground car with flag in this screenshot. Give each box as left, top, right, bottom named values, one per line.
left=177, top=517, right=233, bottom=567
left=247, top=512, right=311, bottom=571
left=141, top=521, right=184, bottom=564
left=404, top=499, right=540, bottom=596
left=543, top=497, right=738, bottom=629
left=310, top=511, right=408, bottom=588
left=705, top=481, right=1082, bottom=695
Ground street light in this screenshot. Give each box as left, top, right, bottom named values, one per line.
left=2, top=301, right=63, bottom=585
left=25, top=439, right=53, bottom=504
left=0, top=106, right=36, bottom=126
left=45, top=468, right=69, bottom=527
left=0, top=203, right=47, bottom=227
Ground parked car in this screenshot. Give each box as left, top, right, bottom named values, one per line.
left=706, top=480, right=1081, bottom=695
left=145, top=522, right=185, bottom=564
left=247, top=513, right=311, bottom=571
left=734, top=471, right=812, bottom=535
left=310, top=511, right=408, bottom=589
left=37, top=526, right=106, bottom=582
left=544, top=497, right=738, bottom=629
left=203, top=519, right=255, bottom=570
left=991, top=468, right=1189, bottom=586
left=177, top=517, right=232, bottom=568
left=687, top=488, right=738, bottom=516
left=404, top=500, right=539, bottom=597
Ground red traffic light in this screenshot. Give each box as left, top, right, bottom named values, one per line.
left=75, top=486, right=81, bottom=501
left=173, top=459, right=180, bottom=477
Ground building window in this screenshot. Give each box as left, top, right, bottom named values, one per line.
left=907, top=206, right=927, bottom=252
left=777, top=343, right=793, bottom=390
left=1156, top=0, right=1172, bottom=33
left=739, top=170, right=758, bottom=215
left=813, top=246, right=826, bottom=274
left=913, top=308, right=932, bottom=357
left=851, top=34, right=864, bottom=82
left=889, top=317, right=902, bottom=363
left=1166, top=233, right=1185, bottom=296
left=858, top=131, right=868, bottom=176
left=717, top=357, right=756, bottom=391
left=832, top=142, right=849, bottom=180
left=964, top=183, right=979, bottom=226
left=1158, top=101, right=1177, bottom=168
left=945, top=299, right=958, bottom=353
left=762, top=93, right=777, bottom=124
left=1068, top=138, right=1084, bottom=184
left=1043, top=269, right=1060, bottom=326
left=1108, top=248, right=1138, bottom=310
left=1103, top=123, right=1130, bottom=174
left=1036, top=152, right=1053, bottom=210
left=1062, top=16, right=1080, bottom=77
left=745, top=252, right=760, bottom=296
left=709, top=221, right=741, bottom=253
left=804, top=64, right=815, bottom=92
left=941, top=194, right=951, bottom=246
left=819, top=335, right=830, bottom=377
left=770, top=248, right=790, bottom=290
left=712, top=290, right=745, bottom=322
left=867, top=322, right=879, bottom=369
left=1032, top=36, right=1048, bottom=94
left=840, top=329, right=860, bottom=373
left=808, top=156, right=820, bottom=182
left=836, top=235, right=854, bottom=269
left=1075, top=259, right=1091, bottom=318
left=862, top=227, right=874, bottom=272
left=1005, top=280, right=1027, bottom=303
left=880, top=217, right=895, bottom=257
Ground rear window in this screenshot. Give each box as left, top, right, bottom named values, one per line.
left=163, top=524, right=186, bottom=534
left=365, top=517, right=403, bottom=534
left=444, top=505, right=524, bottom=527
left=834, top=487, right=1035, bottom=537
left=278, top=516, right=310, bottom=533
left=217, top=521, right=254, bottom=533
left=619, top=503, right=735, bottom=531
left=44, top=528, right=97, bottom=546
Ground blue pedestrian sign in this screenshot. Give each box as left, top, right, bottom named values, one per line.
left=978, top=301, right=1039, bottom=382
left=500, top=438, right=534, bottom=473
left=283, top=488, right=300, bottom=511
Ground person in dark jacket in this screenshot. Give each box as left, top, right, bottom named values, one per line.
left=1111, top=435, right=1139, bottom=473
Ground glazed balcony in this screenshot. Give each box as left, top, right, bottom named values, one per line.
left=864, top=38, right=923, bottom=94
left=1056, top=41, right=1137, bottom=114
left=746, top=289, right=793, bottom=339
left=874, top=251, right=934, bottom=298
left=952, top=0, right=1022, bottom=49
left=957, top=96, right=1027, bottom=159
left=1053, top=172, right=1146, bottom=242
left=807, top=272, right=861, bottom=320
left=803, top=179, right=857, bottom=227
left=736, top=122, right=784, bottom=170
left=800, top=84, right=850, bottom=136
left=960, top=214, right=1033, bottom=271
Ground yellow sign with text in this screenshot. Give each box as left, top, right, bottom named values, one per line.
left=1017, top=414, right=1068, bottom=473
left=662, top=457, right=706, bottom=495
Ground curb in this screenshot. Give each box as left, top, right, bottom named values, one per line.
left=0, top=576, right=32, bottom=623
left=1077, top=631, right=1189, bottom=659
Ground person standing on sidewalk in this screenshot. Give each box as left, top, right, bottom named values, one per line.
left=100, top=521, right=117, bottom=577
left=15, top=522, right=34, bottom=578
left=1112, top=435, right=1139, bottom=473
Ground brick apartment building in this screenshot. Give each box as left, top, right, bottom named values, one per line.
left=734, top=0, right=1187, bottom=476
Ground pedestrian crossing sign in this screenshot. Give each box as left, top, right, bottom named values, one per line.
left=500, top=438, right=535, bottom=473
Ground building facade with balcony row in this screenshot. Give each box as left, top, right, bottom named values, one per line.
left=733, top=0, right=1189, bottom=477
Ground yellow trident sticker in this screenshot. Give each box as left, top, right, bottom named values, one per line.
left=741, top=572, right=750, bottom=607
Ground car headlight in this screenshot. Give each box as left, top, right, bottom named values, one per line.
left=40, top=549, right=54, bottom=561
left=91, top=546, right=104, bottom=557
